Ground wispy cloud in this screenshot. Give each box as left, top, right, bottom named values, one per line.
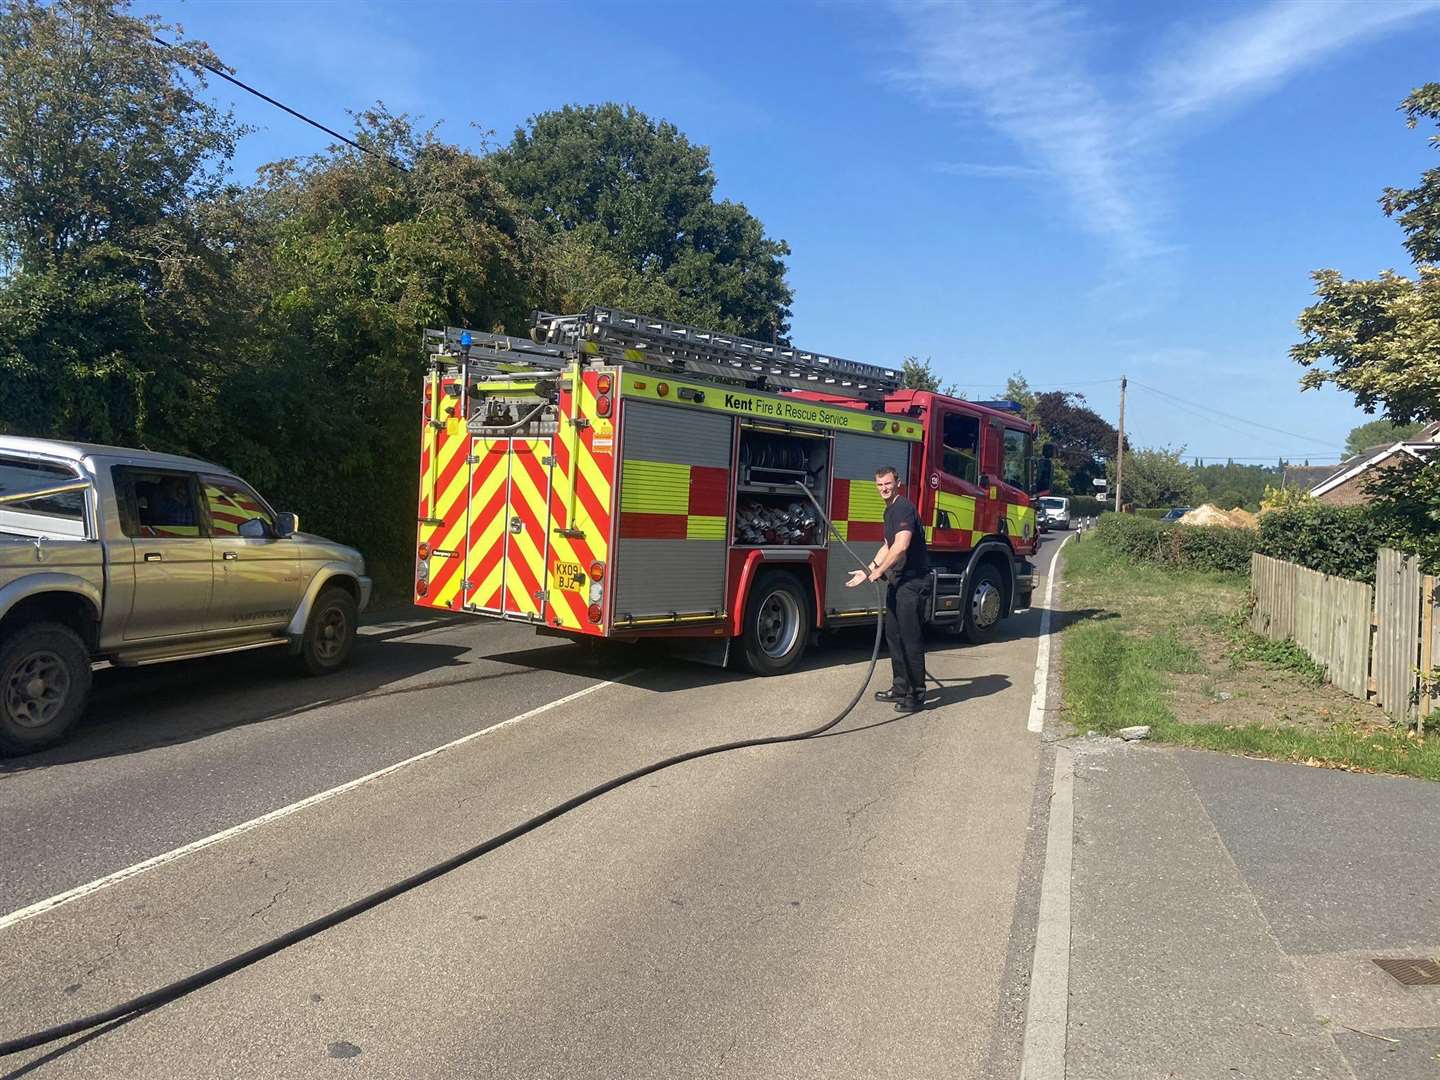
left=934, top=161, right=1047, bottom=179
left=888, top=0, right=1440, bottom=271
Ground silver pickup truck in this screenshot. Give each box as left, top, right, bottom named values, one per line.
left=0, top=437, right=372, bottom=754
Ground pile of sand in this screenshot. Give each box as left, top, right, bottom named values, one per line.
left=1178, top=504, right=1256, bottom=528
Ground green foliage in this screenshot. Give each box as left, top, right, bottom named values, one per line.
left=1362, top=453, right=1440, bottom=571
left=491, top=103, right=792, bottom=339
left=1068, top=495, right=1106, bottom=517
left=1092, top=513, right=1258, bottom=574
left=1190, top=461, right=1279, bottom=512
left=1255, top=503, right=1388, bottom=581
left=1227, top=629, right=1328, bottom=686
left=1380, top=84, right=1440, bottom=266
left=1293, top=84, right=1440, bottom=426
left=0, top=0, right=247, bottom=447
left=901, top=356, right=956, bottom=395
left=1033, top=390, right=1117, bottom=490
left=1344, top=418, right=1426, bottom=456
left=205, top=110, right=539, bottom=597
left=1107, top=446, right=1205, bottom=508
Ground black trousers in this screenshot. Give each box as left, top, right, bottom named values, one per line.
left=885, top=577, right=930, bottom=700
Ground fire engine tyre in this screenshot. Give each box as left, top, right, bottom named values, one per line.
left=962, top=563, right=1006, bottom=645
left=0, top=623, right=92, bottom=755
left=296, top=587, right=358, bottom=676
left=740, top=573, right=811, bottom=676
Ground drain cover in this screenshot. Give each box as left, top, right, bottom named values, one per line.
left=1373, top=958, right=1440, bottom=986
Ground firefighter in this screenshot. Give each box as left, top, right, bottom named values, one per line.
left=846, top=464, right=930, bottom=712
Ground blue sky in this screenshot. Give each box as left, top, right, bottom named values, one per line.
left=149, top=0, right=1440, bottom=464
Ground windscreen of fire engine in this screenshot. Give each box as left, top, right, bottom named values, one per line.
left=1002, top=429, right=1030, bottom=489
left=941, top=413, right=980, bottom=485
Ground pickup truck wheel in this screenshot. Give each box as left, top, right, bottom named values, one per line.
left=297, top=587, right=358, bottom=676
left=740, top=573, right=811, bottom=676
left=0, top=623, right=92, bottom=755
left=962, top=563, right=1006, bottom=645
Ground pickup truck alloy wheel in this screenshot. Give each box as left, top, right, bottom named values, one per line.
left=0, top=623, right=92, bottom=754
left=6, top=650, right=68, bottom=728
left=298, top=586, right=358, bottom=676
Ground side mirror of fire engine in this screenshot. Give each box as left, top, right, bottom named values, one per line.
left=1033, top=457, right=1054, bottom=494
left=274, top=512, right=299, bottom=538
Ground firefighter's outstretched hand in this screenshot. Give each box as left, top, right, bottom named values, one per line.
left=846, top=569, right=868, bottom=588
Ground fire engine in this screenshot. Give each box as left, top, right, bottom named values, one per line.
left=413, top=308, right=1051, bottom=674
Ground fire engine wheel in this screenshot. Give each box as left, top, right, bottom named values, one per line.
left=962, top=563, right=1006, bottom=645
left=296, top=587, right=358, bottom=676
left=740, top=573, right=811, bottom=676
left=0, top=622, right=92, bottom=756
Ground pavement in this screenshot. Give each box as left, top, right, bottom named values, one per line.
left=2, top=530, right=1436, bottom=1079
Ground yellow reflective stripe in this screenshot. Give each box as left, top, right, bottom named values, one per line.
left=686, top=515, right=727, bottom=540
left=936, top=491, right=977, bottom=532
left=831, top=520, right=849, bottom=541
left=847, top=480, right=886, bottom=523
left=971, top=529, right=986, bottom=546
left=620, top=459, right=691, bottom=514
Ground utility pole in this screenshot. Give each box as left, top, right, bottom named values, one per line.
left=1114, top=376, right=1127, bottom=512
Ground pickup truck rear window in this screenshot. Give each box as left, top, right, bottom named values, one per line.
left=0, top=456, right=86, bottom=536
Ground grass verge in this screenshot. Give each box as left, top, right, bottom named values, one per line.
left=1058, top=534, right=1440, bottom=781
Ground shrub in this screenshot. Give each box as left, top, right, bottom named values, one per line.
left=1069, top=495, right=1107, bottom=517
left=1135, top=508, right=1170, bottom=520
left=1256, top=503, right=1388, bottom=581
left=1093, top=514, right=1258, bottom=574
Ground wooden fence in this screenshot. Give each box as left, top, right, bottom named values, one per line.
left=1250, top=554, right=1372, bottom=699
left=1251, top=550, right=1438, bottom=731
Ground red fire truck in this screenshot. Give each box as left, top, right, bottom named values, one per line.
left=414, top=308, right=1049, bottom=674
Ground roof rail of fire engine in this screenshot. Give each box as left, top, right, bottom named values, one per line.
left=530, top=307, right=904, bottom=400
left=423, top=327, right=573, bottom=377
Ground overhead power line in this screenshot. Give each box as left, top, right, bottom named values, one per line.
left=1128, top=381, right=1335, bottom=448
left=137, top=23, right=409, bottom=172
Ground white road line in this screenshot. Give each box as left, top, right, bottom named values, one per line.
left=1020, top=745, right=1075, bottom=1080
left=0, top=671, right=641, bottom=933
left=1027, top=534, right=1074, bottom=734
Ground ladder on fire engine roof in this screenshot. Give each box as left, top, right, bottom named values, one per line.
left=425, top=306, right=904, bottom=401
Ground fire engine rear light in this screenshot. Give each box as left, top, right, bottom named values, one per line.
left=657, top=382, right=670, bottom=397
left=416, top=579, right=429, bottom=597
left=588, top=560, right=606, bottom=582
left=587, top=603, right=603, bottom=624
left=596, top=395, right=612, bottom=417
left=596, top=374, right=613, bottom=395
left=589, top=581, right=604, bottom=604
left=416, top=558, right=430, bottom=582
left=418, top=542, right=431, bottom=559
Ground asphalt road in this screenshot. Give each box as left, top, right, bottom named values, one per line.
left=0, top=535, right=1067, bottom=1079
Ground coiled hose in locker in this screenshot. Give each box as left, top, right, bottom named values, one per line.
left=0, top=483, right=887, bottom=1060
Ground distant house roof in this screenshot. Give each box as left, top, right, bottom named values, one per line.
left=1282, top=464, right=1338, bottom=490
left=1309, top=427, right=1440, bottom=499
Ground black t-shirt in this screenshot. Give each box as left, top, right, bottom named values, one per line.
left=883, top=495, right=929, bottom=583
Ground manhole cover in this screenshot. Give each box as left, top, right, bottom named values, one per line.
left=1373, top=958, right=1440, bottom=986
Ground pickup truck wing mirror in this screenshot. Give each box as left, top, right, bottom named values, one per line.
left=237, top=518, right=268, bottom=539
left=274, top=512, right=299, bottom=538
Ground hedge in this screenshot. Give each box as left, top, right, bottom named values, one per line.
left=1255, top=503, right=1389, bottom=582
left=1068, top=495, right=1107, bottom=518
left=1091, top=514, right=1258, bottom=574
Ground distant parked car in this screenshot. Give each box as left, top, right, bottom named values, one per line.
left=1162, top=507, right=1193, bottom=522
left=0, top=437, right=371, bottom=754
left=1038, top=496, right=1071, bottom=530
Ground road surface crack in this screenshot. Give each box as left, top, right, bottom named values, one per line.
left=250, top=880, right=293, bottom=919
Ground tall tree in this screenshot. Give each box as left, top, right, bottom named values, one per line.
left=1293, top=85, right=1440, bottom=425
left=0, top=0, right=246, bottom=446
left=211, top=110, right=538, bottom=589
left=1106, top=446, right=1204, bottom=508
left=1342, top=417, right=1426, bottom=456
left=1033, top=390, right=1119, bottom=489
left=491, top=104, right=792, bottom=338
left=1292, top=85, right=1440, bottom=567
left=900, top=356, right=957, bottom=395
